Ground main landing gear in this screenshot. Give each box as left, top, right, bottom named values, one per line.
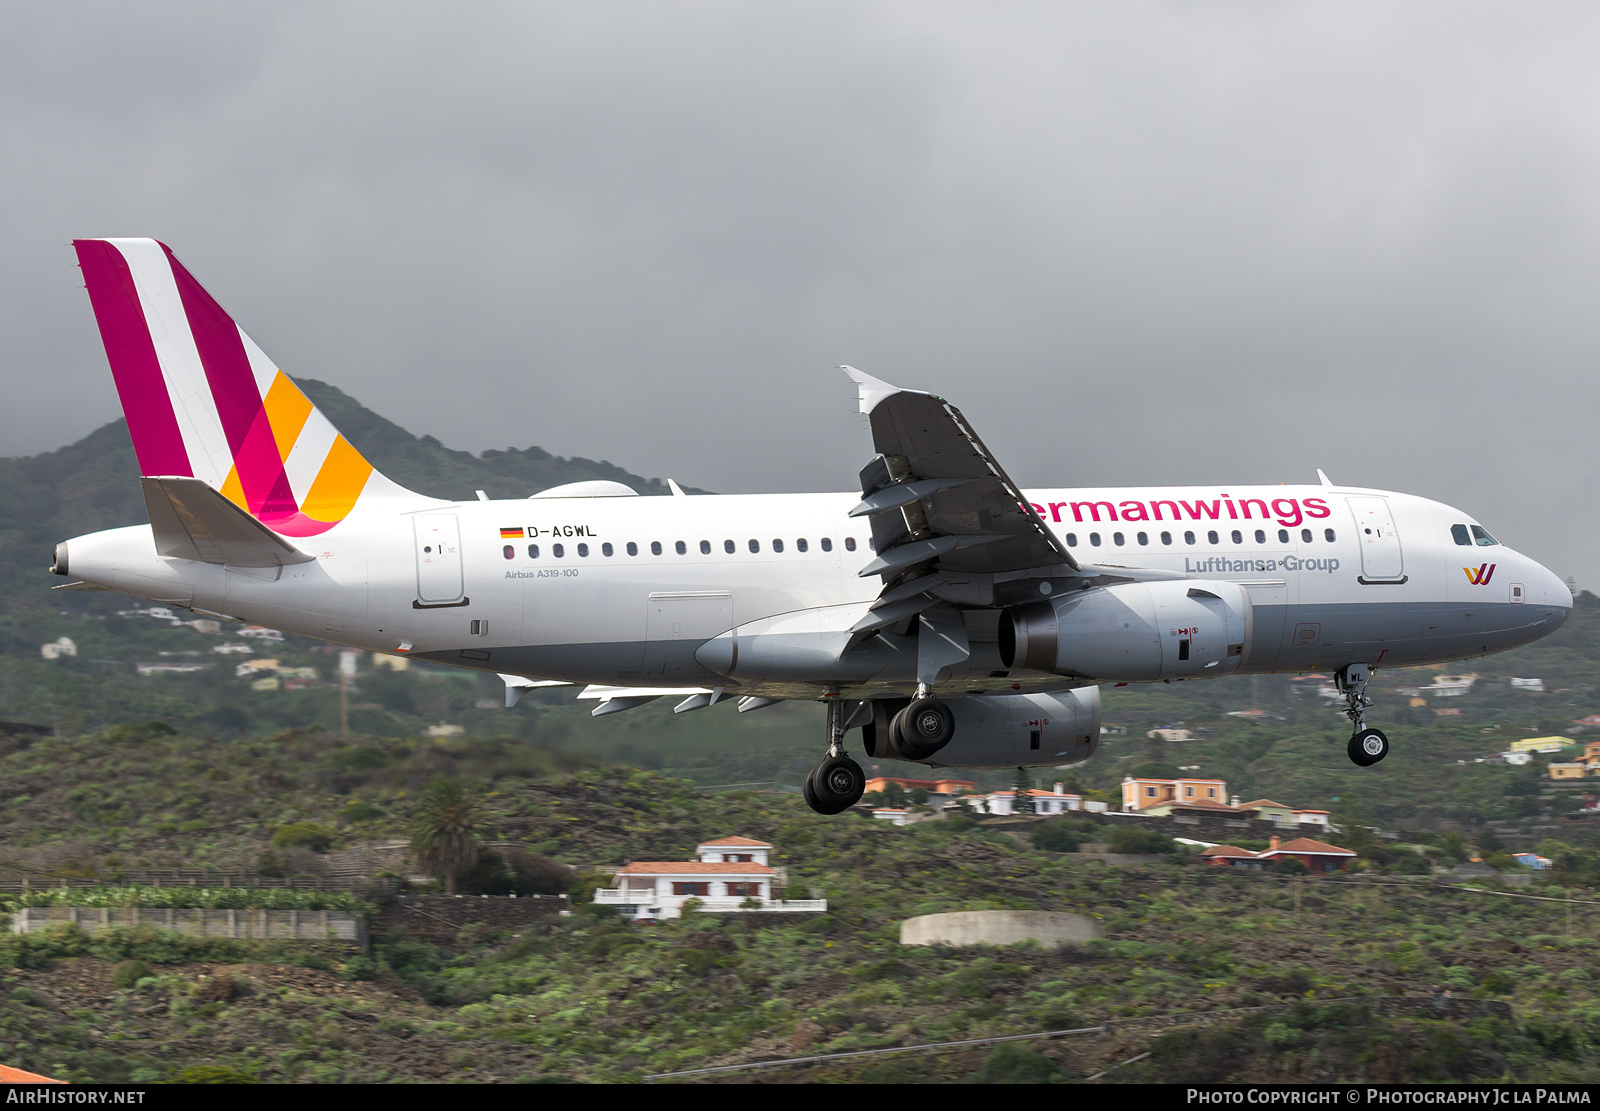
left=804, top=697, right=866, bottom=815
left=1336, top=663, right=1390, bottom=767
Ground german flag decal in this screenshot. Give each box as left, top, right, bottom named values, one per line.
left=500, top=526, right=524, bottom=539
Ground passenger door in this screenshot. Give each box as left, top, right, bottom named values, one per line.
left=414, top=514, right=465, bottom=605
left=1347, top=497, right=1405, bottom=583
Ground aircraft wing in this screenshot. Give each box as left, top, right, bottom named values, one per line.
left=844, top=367, right=1076, bottom=589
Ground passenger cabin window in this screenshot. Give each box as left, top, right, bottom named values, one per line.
left=703, top=540, right=715, bottom=554
left=1207, top=530, right=1219, bottom=544
left=1231, top=530, right=1242, bottom=544
left=528, top=544, right=539, bottom=558
left=723, top=539, right=735, bottom=554
left=675, top=541, right=686, bottom=555
left=772, top=539, right=783, bottom=552
left=1300, top=528, right=1312, bottom=543
left=1090, top=533, right=1102, bottom=547
left=1137, top=532, right=1149, bottom=545
left=577, top=543, right=589, bottom=557
left=626, top=542, right=638, bottom=556
left=503, top=546, right=513, bottom=560
left=1160, top=531, right=1172, bottom=545
left=602, top=542, right=614, bottom=556
left=1254, top=529, right=1266, bottom=544
left=844, top=537, right=857, bottom=551
left=796, top=538, right=808, bottom=552
left=1113, top=532, right=1125, bottom=546
left=649, top=541, right=661, bottom=555
left=1066, top=533, right=1078, bottom=546
left=749, top=539, right=760, bottom=553
left=1278, top=529, right=1289, bottom=543
left=1471, top=525, right=1499, bottom=546
left=553, top=543, right=565, bottom=558
left=821, top=538, right=833, bottom=551
left=1451, top=524, right=1472, bottom=546
left=1184, top=531, right=1195, bottom=544
left=1324, top=529, right=1336, bottom=543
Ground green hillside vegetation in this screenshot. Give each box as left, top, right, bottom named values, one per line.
left=4, top=766, right=1600, bottom=1082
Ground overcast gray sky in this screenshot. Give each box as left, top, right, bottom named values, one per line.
left=3, top=2, right=1598, bottom=584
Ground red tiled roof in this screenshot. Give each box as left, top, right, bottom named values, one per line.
left=0, top=1064, right=63, bottom=1084
left=1199, top=845, right=1256, bottom=857
left=615, top=861, right=776, bottom=875
left=1262, top=837, right=1356, bottom=857
left=697, top=836, right=771, bottom=848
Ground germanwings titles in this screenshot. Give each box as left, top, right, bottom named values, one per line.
left=51, top=239, right=1573, bottom=814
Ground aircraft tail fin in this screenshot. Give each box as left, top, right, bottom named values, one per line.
left=73, top=238, right=406, bottom=537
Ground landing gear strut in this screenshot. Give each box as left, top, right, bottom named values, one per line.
left=1336, top=663, right=1389, bottom=767
left=805, top=697, right=866, bottom=815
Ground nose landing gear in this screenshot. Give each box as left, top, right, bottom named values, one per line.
left=805, top=697, right=866, bottom=815
left=1336, top=663, right=1389, bottom=766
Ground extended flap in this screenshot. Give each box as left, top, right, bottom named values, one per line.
left=141, top=476, right=315, bottom=567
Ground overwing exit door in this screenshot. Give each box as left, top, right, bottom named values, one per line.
left=1347, top=497, right=1405, bottom=583
left=414, top=514, right=466, bottom=605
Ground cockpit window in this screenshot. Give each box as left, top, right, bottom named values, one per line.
left=1470, top=525, right=1498, bottom=547
left=1451, top=524, right=1471, bottom=546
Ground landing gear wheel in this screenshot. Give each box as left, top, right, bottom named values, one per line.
left=1348, top=728, right=1390, bottom=767
left=809, top=754, right=865, bottom=814
left=894, top=697, right=956, bottom=760
left=803, top=771, right=823, bottom=813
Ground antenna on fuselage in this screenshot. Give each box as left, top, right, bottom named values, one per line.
left=1316, top=469, right=1334, bottom=488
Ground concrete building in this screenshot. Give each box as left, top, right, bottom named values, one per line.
left=1510, top=736, right=1574, bottom=754
left=1122, top=775, right=1228, bottom=813
left=39, top=637, right=77, bottom=660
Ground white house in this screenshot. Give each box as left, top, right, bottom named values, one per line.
left=1511, top=678, right=1545, bottom=692
left=237, top=625, right=285, bottom=642
left=39, top=637, right=77, bottom=660
left=591, top=837, right=826, bottom=920
left=965, top=784, right=1104, bottom=816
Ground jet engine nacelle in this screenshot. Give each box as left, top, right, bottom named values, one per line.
left=1000, top=579, right=1252, bottom=682
left=862, top=688, right=1101, bottom=769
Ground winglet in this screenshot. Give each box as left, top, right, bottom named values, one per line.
left=841, top=365, right=905, bottom=415
left=1316, top=469, right=1334, bottom=488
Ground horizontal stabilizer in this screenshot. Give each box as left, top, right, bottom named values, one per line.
left=142, top=476, right=314, bottom=567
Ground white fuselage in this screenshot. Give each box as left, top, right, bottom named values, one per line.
left=59, top=481, right=1571, bottom=699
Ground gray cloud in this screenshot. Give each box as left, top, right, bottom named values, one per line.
left=2, top=2, right=1597, bottom=584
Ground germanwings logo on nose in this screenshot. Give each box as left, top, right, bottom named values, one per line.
left=1464, top=563, right=1497, bottom=585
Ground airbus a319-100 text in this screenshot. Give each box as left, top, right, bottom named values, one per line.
left=50, top=239, right=1573, bottom=813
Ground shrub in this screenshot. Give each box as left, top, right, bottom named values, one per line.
left=1271, top=858, right=1310, bottom=875
left=1107, top=826, right=1177, bottom=855
left=112, top=959, right=151, bottom=990
left=271, top=821, right=336, bottom=852
left=1032, top=820, right=1087, bottom=853
left=977, top=1043, right=1061, bottom=1084
left=341, top=955, right=377, bottom=981
left=1263, top=1022, right=1302, bottom=1048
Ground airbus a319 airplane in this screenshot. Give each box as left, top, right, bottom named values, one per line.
left=52, top=239, right=1573, bottom=814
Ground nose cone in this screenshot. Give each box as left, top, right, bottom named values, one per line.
left=1537, top=561, right=1573, bottom=632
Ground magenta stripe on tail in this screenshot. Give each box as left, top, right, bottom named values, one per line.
left=73, top=241, right=192, bottom=477
left=161, top=243, right=290, bottom=514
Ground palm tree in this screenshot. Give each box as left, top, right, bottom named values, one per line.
left=407, top=779, right=481, bottom=895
